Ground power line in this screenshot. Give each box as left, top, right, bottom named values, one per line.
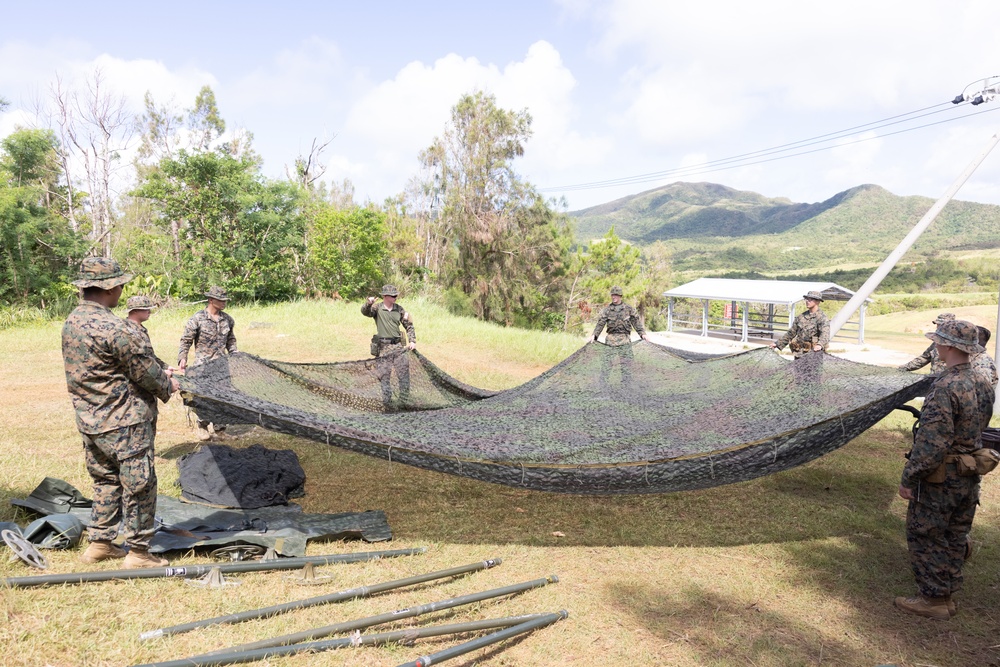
left=541, top=100, right=995, bottom=193
left=549, top=102, right=959, bottom=191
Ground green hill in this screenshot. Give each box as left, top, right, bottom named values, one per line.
left=570, top=182, right=1000, bottom=272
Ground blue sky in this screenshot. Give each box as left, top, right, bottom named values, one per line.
left=4, top=1, right=1000, bottom=211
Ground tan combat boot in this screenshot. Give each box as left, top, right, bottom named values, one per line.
left=894, top=595, right=951, bottom=620
left=124, top=549, right=169, bottom=569
left=80, top=540, right=127, bottom=563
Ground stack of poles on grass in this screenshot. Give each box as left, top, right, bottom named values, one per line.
left=6, top=545, right=565, bottom=667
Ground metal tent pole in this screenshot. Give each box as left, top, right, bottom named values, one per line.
left=829, top=131, right=1000, bottom=337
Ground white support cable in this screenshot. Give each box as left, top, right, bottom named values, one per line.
left=829, top=130, right=1000, bottom=336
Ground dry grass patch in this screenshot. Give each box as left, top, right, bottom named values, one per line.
left=0, top=300, right=998, bottom=667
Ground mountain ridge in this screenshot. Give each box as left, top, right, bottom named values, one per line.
left=568, top=182, right=1000, bottom=272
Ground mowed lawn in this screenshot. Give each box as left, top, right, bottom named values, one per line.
left=0, top=299, right=998, bottom=667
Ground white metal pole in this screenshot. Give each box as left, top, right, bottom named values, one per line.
left=830, top=132, right=1000, bottom=337
left=994, top=282, right=1000, bottom=413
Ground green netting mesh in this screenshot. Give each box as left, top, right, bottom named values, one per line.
left=180, top=342, right=929, bottom=494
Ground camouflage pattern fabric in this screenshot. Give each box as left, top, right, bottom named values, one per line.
left=178, top=309, right=238, bottom=367
left=82, top=421, right=158, bottom=549
left=374, top=344, right=411, bottom=410
left=774, top=310, right=831, bottom=359
left=592, top=302, right=644, bottom=343
left=599, top=339, right=635, bottom=387
left=62, top=301, right=172, bottom=434
left=362, top=301, right=416, bottom=344
left=180, top=345, right=931, bottom=494
left=900, top=343, right=947, bottom=375
left=122, top=318, right=169, bottom=424
left=901, top=363, right=995, bottom=598
left=971, top=352, right=999, bottom=389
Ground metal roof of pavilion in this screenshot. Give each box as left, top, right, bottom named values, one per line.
left=663, top=278, right=867, bottom=305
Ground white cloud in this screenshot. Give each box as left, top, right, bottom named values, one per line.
left=336, top=40, right=612, bottom=201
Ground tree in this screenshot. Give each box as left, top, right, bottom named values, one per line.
left=564, top=228, right=661, bottom=331
left=287, top=136, right=334, bottom=190
left=133, top=149, right=304, bottom=300
left=304, top=205, right=388, bottom=299
left=418, top=91, right=572, bottom=326
left=188, top=86, right=225, bottom=151
left=0, top=130, right=83, bottom=303
left=49, top=70, right=135, bottom=256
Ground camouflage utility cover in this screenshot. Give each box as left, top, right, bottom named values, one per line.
left=180, top=343, right=930, bottom=494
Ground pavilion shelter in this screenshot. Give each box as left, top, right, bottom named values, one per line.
left=662, top=278, right=868, bottom=344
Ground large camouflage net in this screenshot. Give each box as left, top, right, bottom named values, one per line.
left=180, top=342, right=930, bottom=494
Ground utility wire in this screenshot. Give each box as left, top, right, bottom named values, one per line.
left=542, top=100, right=995, bottom=193
left=551, top=101, right=955, bottom=190
left=552, top=102, right=959, bottom=190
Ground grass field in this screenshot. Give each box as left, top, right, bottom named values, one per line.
left=1, top=299, right=998, bottom=667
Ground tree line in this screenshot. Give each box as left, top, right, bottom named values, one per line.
left=0, top=74, right=667, bottom=331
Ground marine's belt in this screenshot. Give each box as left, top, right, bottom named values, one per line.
left=379, top=337, right=402, bottom=344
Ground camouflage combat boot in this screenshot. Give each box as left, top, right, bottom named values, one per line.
left=80, top=540, right=126, bottom=563
left=894, top=595, right=951, bottom=620
left=124, top=549, right=169, bottom=569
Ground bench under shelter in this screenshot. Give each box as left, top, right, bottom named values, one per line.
left=662, top=278, right=868, bottom=345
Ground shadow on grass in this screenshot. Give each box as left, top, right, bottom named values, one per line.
left=611, top=553, right=997, bottom=666
left=779, top=520, right=1000, bottom=667
left=234, top=428, right=909, bottom=549
left=608, top=582, right=869, bottom=666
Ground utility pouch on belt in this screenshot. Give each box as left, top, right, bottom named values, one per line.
left=934, top=449, right=1000, bottom=478
left=965, top=449, right=1000, bottom=476
left=370, top=335, right=380, bottom=357
left=924, top=463, right=947, bottom=483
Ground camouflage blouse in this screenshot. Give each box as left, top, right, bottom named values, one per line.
left=971, top=351, right=999, bottom=389
left=62, top=302, right=172, bottom=434
left=362, top=301, right=416, bottom=343
left=122, top=318, right=169, bottom=417
left=592, top=302, right=645, bottom=340
left=901, top=363, right=995, bottom=488
left=774, top=310, right=830, bottom=358
left=178, top=309, right=238, bottom=367
left=900, top=343, right=947, bottom=375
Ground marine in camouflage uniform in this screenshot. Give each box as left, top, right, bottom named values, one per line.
left=62, top=259, right=177, bottom=566
left=178, top=286, right=237, bottom=437
left=122, top=295, right=170, bottom=431
left=899, top=313, right=955, bottom=375
left=592, top=286, right=649, bottom=386
left=972, top=325, right=998, bottom=390
left=177, top=286, right=238, bottom=370
left=362, top=285, right=417, bottom=409
left=771, top=290, right=830, bottom=359
left=895, top=319, right=995, bottom=620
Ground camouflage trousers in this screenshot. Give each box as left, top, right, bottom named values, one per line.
left=600, top=335, right=634, bottom=387
left=81, top=421, right=158, bottom=550
left=906, top=470, right=980, bottom=598
left=375, top=342, right=411, bottom=409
